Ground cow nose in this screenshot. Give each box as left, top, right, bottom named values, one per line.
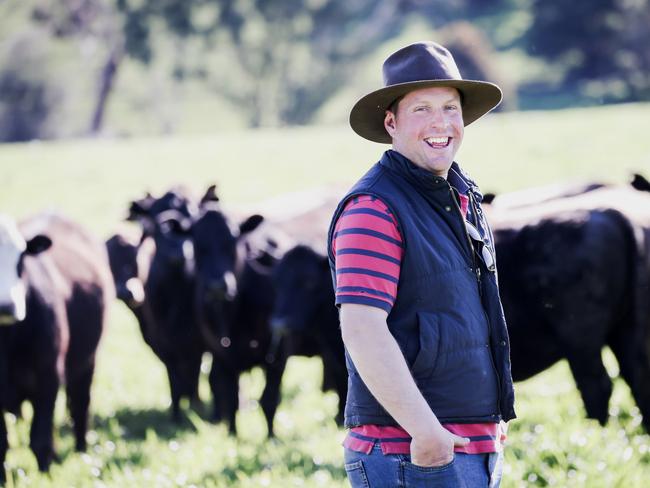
left=125, top=278, right=145, bottom=305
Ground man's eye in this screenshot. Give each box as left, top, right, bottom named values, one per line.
left=445, top=105, right=458, bottom=111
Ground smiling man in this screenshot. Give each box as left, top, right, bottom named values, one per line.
left=327, top=41, right=516, bottom=487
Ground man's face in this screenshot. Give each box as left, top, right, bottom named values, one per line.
left=384, top=86, right=464, bottom=178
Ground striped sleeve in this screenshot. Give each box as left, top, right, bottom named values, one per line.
left=331, top=195, right=403, bottom=313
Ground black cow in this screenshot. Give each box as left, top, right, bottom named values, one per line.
left=117, top=187, right=207, bottom=422
left=270, top=244, right=347, bottom=425
left=105, top=229, right=155, bottom=348
left=0, top=213, right=113, bottom=479
left=141, top=209, right=205, bottom=422
left=192, top=194, right=296, bottom=436
left=492, top=199, right=650, bottom=429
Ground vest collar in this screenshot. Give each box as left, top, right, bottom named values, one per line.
left=379, top=150, right=483, bottom=202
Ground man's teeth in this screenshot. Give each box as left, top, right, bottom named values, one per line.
left=426, top=137, right=449, bottom=145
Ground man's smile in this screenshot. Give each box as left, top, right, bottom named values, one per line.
left=424, top=136, right=451, bottom=148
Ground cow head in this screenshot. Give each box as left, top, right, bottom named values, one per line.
left=270, top=245, right=333, bottom=336
left=150, top=209, right=195, bottom=277
left=105, top=232, right=146, bottom=307
left=127, top=186, right=197, bottom=239
left=192, top=194, right=264, bottom=352
left=0, top=214, right=52, bottom=325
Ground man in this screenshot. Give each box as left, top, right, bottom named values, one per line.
left=327, top=41, right=516, bottom=487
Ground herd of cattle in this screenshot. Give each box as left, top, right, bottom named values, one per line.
left=3, top=175, right=650, bottom=478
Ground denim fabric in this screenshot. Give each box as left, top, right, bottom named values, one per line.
left=344, top=443, right=503, bottom=487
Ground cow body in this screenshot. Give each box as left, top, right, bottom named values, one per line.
left=121, top=189, right=205, bottom=421
left=143, top=213, right=204, bottom=421
left=271, top=244, right=347, bottom=425
left=105, top=230, right=155, bottom=349
left=491, top=188, right=650, bottom=429
left=0, top=213, right=113, bottom=478
left=191, top=206, right=280, bottom=436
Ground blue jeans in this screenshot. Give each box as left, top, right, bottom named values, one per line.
left=344, top=443, right=503, bottom=487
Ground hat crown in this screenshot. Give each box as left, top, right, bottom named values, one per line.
left=382, top=41, right=463, bottom=87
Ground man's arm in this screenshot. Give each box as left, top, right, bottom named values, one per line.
left=340, top=303, right=468, bottom=466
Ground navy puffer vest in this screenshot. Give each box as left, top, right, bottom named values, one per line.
left=328, top=150, right=516, bottom=427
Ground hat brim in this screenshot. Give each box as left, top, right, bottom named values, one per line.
left=349, top=79, right=503, bottom=144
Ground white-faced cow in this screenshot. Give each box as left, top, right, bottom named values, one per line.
left=0, top=213, right=113, bottom=479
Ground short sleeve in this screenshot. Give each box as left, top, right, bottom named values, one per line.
left=331, top=195, right=403, bottom=313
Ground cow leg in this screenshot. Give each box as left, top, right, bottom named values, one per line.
left=1, top=411, right=8, bottom=483
left=566, top=349, right=612, bottom=425
left=184, top=353, right=203, bottom=411
left=333, top=365, right=347, bottom=426
left=209, top=360, right=238, bottom=435
left=165, top=362, right=183, bottom=423
left=322, top=359, right=346, bottom=425
left=29, top=386, right=58, bottom=472
left=609, top=333, right=650, bottom=430
left=66, top=365, right=95, bottom=452
left=260, top=357, right=287, bottom=438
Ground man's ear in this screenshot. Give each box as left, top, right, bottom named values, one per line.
left=384, top=110, right=396, bottom=137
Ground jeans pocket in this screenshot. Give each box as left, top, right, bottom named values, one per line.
left=345, top=460, right=370, bottom=488
left=402, top=458, right=465, bottom=487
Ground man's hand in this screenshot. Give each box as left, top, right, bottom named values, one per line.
left=410, top=427, right=469, bottom=467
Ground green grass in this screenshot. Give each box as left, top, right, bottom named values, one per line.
left=1, top=103, right=650, bottom=486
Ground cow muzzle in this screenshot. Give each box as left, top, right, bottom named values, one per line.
left=0, top=283, right=27, bottom=325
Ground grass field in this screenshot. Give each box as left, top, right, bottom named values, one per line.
left=1, top=103, right=650, bottom=486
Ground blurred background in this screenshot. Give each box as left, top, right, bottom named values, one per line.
left=2, top=1, right=650, bottom=487
left=1, top=0, right=649, bottom=142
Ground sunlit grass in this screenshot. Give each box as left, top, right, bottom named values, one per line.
left=1, top=103, right=650, bottom=486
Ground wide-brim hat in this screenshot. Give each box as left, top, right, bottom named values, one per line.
left=350, top=41, right=503, bottom=144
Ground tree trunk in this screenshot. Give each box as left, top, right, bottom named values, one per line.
left=90, top=45, right=123, bottom=135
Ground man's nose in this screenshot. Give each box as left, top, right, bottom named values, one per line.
left=430, top=110, right=449, bottom=128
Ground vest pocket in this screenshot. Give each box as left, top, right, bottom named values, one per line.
left=410, top=312, right=441, bottom=379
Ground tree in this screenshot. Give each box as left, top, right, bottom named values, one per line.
left=0, top=30, right=63, bottom=142
left=525, top=0, right=650, bottom=102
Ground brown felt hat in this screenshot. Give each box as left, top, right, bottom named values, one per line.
left=349, top=41, right=503, bottom=143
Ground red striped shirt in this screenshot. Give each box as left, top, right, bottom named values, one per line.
left=333, top=193, right=504, bottom=455
left=332, top=195, right=403, bottom=312
left=343, top=422, right=507, bottom=455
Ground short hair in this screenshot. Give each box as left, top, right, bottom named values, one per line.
left=387, top=95, right=405, bottom=116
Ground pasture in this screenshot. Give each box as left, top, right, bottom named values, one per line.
left=1, top=102, right=650, bottom=487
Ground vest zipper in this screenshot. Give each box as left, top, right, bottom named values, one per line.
left=449, top=185, right=481, bottom=293
left=465, top=190, right=503, bottom=418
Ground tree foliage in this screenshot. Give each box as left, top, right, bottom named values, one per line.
left=525, top=0, right=650, bottom=102
left=0, top=0, right=648, bottom=141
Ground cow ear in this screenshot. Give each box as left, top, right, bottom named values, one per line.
left=127, top=197, right=153, bottom=221
left=25, top=234, right=52, bottom=255
left=631, top=173, right=650, bottom=192
left=482, top=192, right=497, bottom=204
left=200, top=184, right=219, bottom=206
left=239, top=214, right=264, bottom=235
